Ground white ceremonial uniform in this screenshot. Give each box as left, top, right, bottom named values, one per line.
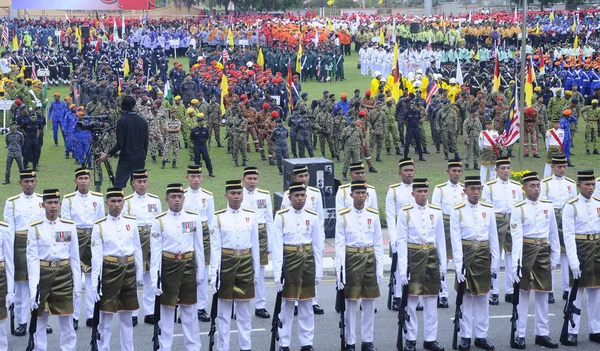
left=241, top=187, right=273, bottom=311
left=562, top=194, right=600, bottom=336
left=61, top=190, right=105, bottom=322
left=3, top=192, right=44, bottom=326
left=27, top=218, right=81, bottom=351
left=335, top=206, right=383, bottom=347
left=271, top=207, right=323, bottom=348
left=209, top=207, right=260, bottom=351
left=594, top=177, right=600, bottom=198
left=482, top=178, right=523, bottom=296
left=91, top=214, right=143, bottom=351
left=432, top=181, right=465, bottom=299
left=544, top=128, right=565, bottom=177
left=396, top=202, right=446, bottom=343
left=385, top=181, right=414, bottom=298
left=150, top=209, right=205, bottom=351
left=0, top=221, right=14, bottom=350
left=183, top=186, right=215, bottom=312
left=450, top=201, right=500, bottom=340
left=124, top=191, right=162, bottom=318
left=510, top=199, right=560, bottom=338
left=540, top=175, right=577, bottom=295
left=478, top=130, right=499, bottom=182
left=335, top=183, right=378, bottom=213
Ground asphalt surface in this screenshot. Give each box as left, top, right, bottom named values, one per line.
left=6, top=271, right=598, bottom=350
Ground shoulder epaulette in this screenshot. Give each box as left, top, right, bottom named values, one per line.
left=436, top=182, right=447, bottom=188
left=185, top=210, right=199, bottom=215
left=214, top=209, right=227, bottom=215
left=389, top=183, right=401, bottom=188
left=123, top=194, right=133, bottom=200
left=540, top=199, right=552, bottom=204
left=338, top=208, right=351, bottom=215
left=567, top=197, right=579, bottom=204
left=367, top=207, right=379, bottom=214
left=541, top=176, right=552, bottom=182
left=366, top=184, right=374, bottom=189
left=305, top=208, right=317, bottom=215
left=90, top=191, right=103, bottom=197
left=257, top=188, right=270, bottom=194
left=459, top=183, right=464, bottom=187
left=509, top=180, right=521, bottom=186
left=453, top=203, right=466, bottom=210
left=284, top=189, right=290, bottom=195
left=94, top=217, right=107, bottom=224
left=339, top=184, right=350, bottom=188
left=122, top=214, right=136, bottom=220
left=594, top=196, right=600, bottom=202
left=276, top=208, right=289, bottom=215
left=184, top=188, right=188, bottom=193
left=565, top=177, right=576, bottom=183
left=63, top=192, right=76, bottom=198
left=514, top=201, right=526, bottom=207
left=242, top=208, right=255, bottom=213
left=7, top=195, right=19, bottom=201
left=428, top=204, right=442, bottom=210
left=147, top=193, right=160, bottom=199
left=0, top=220, right=8, bottom=227
left=59, top=218, right=75, bottom=224
left=486, top=179, right=497, bottom=185
left=155, top=211, right=168, bottom=219
left=201, top=189, right=213, bottom=196
left=597, top=176, right=600, bottom=182
left=35, top=193, right=43, bottom=197
left=401, top=204, right=414, bottom=211
left=480, top=202, right=493, bottom=208
left=30, top=219, right=44, bottom=226
left=308, top=186, right=319, bottom=192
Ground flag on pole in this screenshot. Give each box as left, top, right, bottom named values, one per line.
left=76, top=26, right=82, bottom=51
left=498, top=81, right=520, bottom=147
left=392, top=42, right=400, bottom=102
left=525, top=58, right=534, bottom=106
left=455, top=57, right=463, bottom=85
left=493, top=54, right=500, bottom=92
left=468, top=11, right=472, bottom=23
left=425, top=73, right=439, bottom=107
left=2, top=26, right=8, bottom=47
left=378, top=0, right=383, bottom=4
left=538, top=49, right=545, bottom=76
left=227, top=28, right=234, bottom=47
left=571, top=16, right=577, bottom=32
left=65, top=14, right=70, bottom=22
left=113, top=19, right=119, bottom=42
left=379, top=27, right=384, bottom=44
left=220, top=75, right=228, bottom=115
left=12, top=32, right=18, bottom=51
left=286, top=59, right=293, bottom=113
left=513, top=7, right=517, bottom=21
left=117, top=71, right=123, bottom=96
left=296, top=43, right=303, bottom=73
left=123, top=57, right=130, bottom=77
left=573, top=35, right=579, bottom=55
left=222, top=49, right=229, bottom=65
left=122, top=14, right=126, bottom=38
left=257, top=48, right=264, bottom=68
left=549, top=11, right=554, bottom=22
left=164, top=79, right=172, bottom=100
left=327, top=0, right=334, bottom=5
left=31, top=63, right=37, bottom=81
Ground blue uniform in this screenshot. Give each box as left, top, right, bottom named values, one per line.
left=560, top=115, right=577, bottom=161
left=190, top=126, right=213, bottom=173
left=48, top=100, right=67, bottom=144
left=73, top=120, right=91, bottom=166
left=63, top=112, right=78, bottom=157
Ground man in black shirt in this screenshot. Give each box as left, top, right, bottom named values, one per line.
left=97, top=96, right=149, bottom=187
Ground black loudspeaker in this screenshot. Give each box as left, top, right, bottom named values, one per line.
left=410, top=23, right=420, bottom=34
left=282, top=157, right=335, bottom=196
left=81, top=26, right=90, bottom=38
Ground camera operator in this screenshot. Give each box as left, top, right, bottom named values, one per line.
left=97, top=96, right=149, bottom=188
left=73, top=111, right=92, bottom=167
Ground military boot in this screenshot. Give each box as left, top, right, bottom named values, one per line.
left=507, top=150, right=514, bottom=157
left=423, top=147, right=430, bottom=154
left=269, top=157, right=276, bottom=166
left=234, top=160, right=239, bottom=167
left=474, top=163, right=480, bottom=170
left=336, top=156, right=341, bottom=163
left=343, top=173, right=347, bottom=181
left=454, top=152, right=460, bottom=159
left=369, top=166, right=378, bottom=173
left=464, top=163, right=470, bottom=170
left=444, top=151, right=449, bottom=160
left=152, top=155, right=157, bottom=163
left=161, top=160, right=167, bottom=169
left=376, top=153, right=382, bottom=162
left=242, top=159, right=247, bottom=167
left=396, top=147, right=402, bottom=155
left=278, top=167, right=283, bottom=175
left=594, top=149, right=599, bottom=154
left=172, top=160, right=177, bottom=169
left=386, top=147, right=391, bottom=155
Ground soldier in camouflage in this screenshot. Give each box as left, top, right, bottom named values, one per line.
left=240, top=97, right=260, bottom=153
left=161, top=109, right=181, bottom=169
left=316, top=104, right=337, bottom=159
left=270, top=113, right=289, bottom=175
left=206, top=95, right=223, bottom=148
left=436, top=101, right=460, bottom=160
left=148, top=105, right=165, bottom=164
left=533, top=96, right=548, bottom=140
left=340, top=116, right=363, bottom=181
left=462, top=108, right=482, bottom=170
left=383, top=97, right=401, bottom=156
left=228, top=103, right=248, bottom=167
left=293, top=109, right=314, bottom=158
left=367, top=101, right=386, bottom=162
left=581, top=99, right=600, bottom=154
left=523, top=107, right=540, bottom=158
left=333, top=107, right=348, bottom=162
left=548, top=90, right=567, bottom=123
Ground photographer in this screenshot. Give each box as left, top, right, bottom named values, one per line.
left=97, top=96, right=149, bottom=187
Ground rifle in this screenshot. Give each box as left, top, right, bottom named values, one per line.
left=560, top=255, right=585, bottom=345
left=396, top=264, right=410, bottom=351
left=452, top=265, right=466, bottom=350
left=153, top=271, right=161, bottom=351
left=336, top=265, right=346, bottom=351
left=9, top=303, right=14, bottom=336
left=510, top=259, right=521, bottom=348
left=388, top=252, right=398, bottom=310
left=270, top=259, right=285, bottom=351
left=91, top=275, right=101, bottom=351
left=208, top=271, right=219, bottom=351
left=26, top=284, right=40, bottom=351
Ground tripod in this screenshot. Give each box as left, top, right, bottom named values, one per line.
left=83, top=128, right=115, bottom=192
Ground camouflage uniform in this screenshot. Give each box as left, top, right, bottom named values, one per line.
left=548, top=94, right=567, bottom=122
left=264, top=115, right=277, bottom=165
left=367, top=106, right=386, bottom=160
left=256, top=109, right=271, bottom=162
left=332, top=111, right=347, bottom=161
left=462, top=113, right=482, bottom=169
left=382, top=102, right=400, bottom=154
left=229, top=108, right=248, bottom=166
left=148, top=109, right=165, bottom=161
left=340, top=122, right=362, bottom=175
left=241, top=104, right=260, bottom=153
left=270, top=121, right=289, bottom=174
left=163, top=116, right=181, bottom=167
left=523, top=109, right=539, bottom=156
left=581, top=104, right=600, bottom=153
left=206, top=100, right=222, bottom=146
left=316, top=109, right=337, bottom=159
left=533, top=101, right=549, bottom=139
left=437, top=104, right=460, bottom=159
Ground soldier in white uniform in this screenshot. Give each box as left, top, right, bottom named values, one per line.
left=450, top=176, right=499, bottom=351
left=3, top=169, right=45, bottom=336
left=209, top=180, right=260, bottom=351
left=123, top=169, right=163, bottom=325
left=385, top=158, right=416, bottom=310
left=544, top=117, right=565, bottom=178
left=182, top=165, right=215, bottom=322
left=431, top=159, right=466, bottom=308
left=0, top=217, right=14, bottom=349
left=61, top=167, right=105, bottom=329
left=272, top=182, right=323, bottom=351
left=509, top=172, right=560, bottom=349
left=280, top=165, right=325, bottom=314
left=482, top=157, right=522, bottom=305
left=539, top=155, right=577, bottom=303
left=336, top=162, right=378, bottom=213
left=397, top=178, right=446, bottom=351
left=478, top=120, right=499, bottom=182
left=561, top=170, right=600, bottom=346
left=241, top=166, right=274, bottom=319
left=91, top=188, right=144, bottom=351
left=27, top=189, right=81, bottom=351
left=150, top=183, right=205, bottom=351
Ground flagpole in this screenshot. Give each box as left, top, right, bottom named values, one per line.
left=518, top=0, right=527, bottom=170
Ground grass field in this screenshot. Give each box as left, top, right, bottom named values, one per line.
left=1, top=54, right=597, bottom=222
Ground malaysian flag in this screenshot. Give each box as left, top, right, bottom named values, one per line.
left=98, top=20, right=105, bottom=34
left=222, top=49, right=229, bottom=65
left=137, top=58, right=143, bottom=70
left=498, top=81, right=520, bottom=147
left=425, top=73, right=439, bottom=107
left=1, top=25, right=8, bottom=47
left=31, top=63, right=37, bottom=81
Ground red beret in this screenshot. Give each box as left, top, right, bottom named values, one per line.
left=271, top=111, right=279, bottom=117
left=262, top=103, right=270, bottom=109
left=359, top=110, right=367, bottom=116
left=240, top=94, right=248, bottom=99
left=365, top=90, right=371, bottom=95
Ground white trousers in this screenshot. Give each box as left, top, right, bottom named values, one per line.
left=254, top=266, right=266, bottom=310
left=569, top=287, right=600, bottom=334
left=480, top=166, right=496, bottom=183
left=100, top=311, right=134, bottom=351
left=15, top=281, right=29, bottom=325
left=544, top=164, right=552, bottom=178
left=196, top=267, right=209, bottom=311
left=405, top=296, right=438, bottom=342
left=491, top=252, right=514, bottom=295
left=34, top=312, right=76, bottom=351
left=344, top=299, right=375, bottom=345
left=460, top=293, right=489, bottom=339
left=279, top=299, right=314, bottom=348
left=159, top=305, right=201, bottom=351
left=217, top=299, right=251, bottom=351
left=74, top=272, right=94, bottom=320
left=559, top=255, right=570, bottom=293
left=516, top=290, right=549, bottom=337
left=361, top=61, right=369, bottom=75
left=133, top=271, right=154, bottom=318
left=0, top=319, right=7, bottom=351
left=440, top=264, right=449, bottom=298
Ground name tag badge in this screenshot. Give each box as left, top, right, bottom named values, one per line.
left=55, top=231, right=72, bottom=243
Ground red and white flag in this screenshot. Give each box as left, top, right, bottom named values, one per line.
left=1, top=25, right=8, bottom=47
left=498, top=81, right=520, bottom=147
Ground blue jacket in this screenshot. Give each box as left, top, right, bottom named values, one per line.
left=48, top=100, right=68, bottom=124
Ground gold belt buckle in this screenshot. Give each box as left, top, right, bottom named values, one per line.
left=472, top=239, right=479, bottom=247
left=175, top=253, right=184, bottom=260
left=589, top=234, right=596, bottom=241
left=235, top=249, right=241, bottom=255
left=52, top=259, right=61, bottom=268
left=118, top=257, right=127, bottom=264
left=298, top=246, right=304, bottom=252
left=359, top=247, right=365, bottom=253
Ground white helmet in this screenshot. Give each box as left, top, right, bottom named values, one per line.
left=374, top=71, right=382, bottom=77
left=414, top=81, right=422, bottom=88
left=407, top=72, right=415, bottom=80
left=246, top=61, right=253, bottom=68
left=450, top=78, right=457, bottom=84
left=434, top=73, right=442, bottom=80
left=380, top=78, right=387, bottom=83
left=416, top=68, right=423, bottom=74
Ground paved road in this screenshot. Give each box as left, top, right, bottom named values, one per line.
left=7, top=271, right=597, bottom=350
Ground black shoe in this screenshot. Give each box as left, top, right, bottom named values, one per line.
left=594, top=149, right=599, bottom=155
left=294, top=305, right=298, bottom=316
left=535, top=335, right=558, bottom=348
left=563, top=291, right=569, bottom=301
left=343, top=173, right=347, bottom=181
left=313, top=304, right=324, bottom=314
left=197, top=309, right=210, bottom=322
left=161, top=160, right=167, bottom=169
left=396, top=147, right=402, bottom=155
left=505, top=294, right=513, bottom=303
left=474, top=164, right=480, bottom=170
left=46, top=325, right=52, bottom=334
left=65, top=154, right=69, bottom=159
left=590, top=333, right=600, bottom=343
left=217, top=144, right=224, bottom=148
left=548, top=292, right=555, bottom=304
left=464, top=164, right=470, bottom=170
left=523, top=153, right=529, bottom=158
left=416, top=302, right=423, bottom=311
left=568, top=162, right=575, bottom=167
left=507, top=152, right=514, bottom=158
left=419, top=157, right=426, bottom=161
left=177, top=317, right=182, bottom=323
left=209, top=172, right=215, bottom=177
left=2, top=180, right=9, bottom=185
left=86, top=318, right=93, bottom=327
left=561, top=333, right=577, bottom=346
left=454, top=153, right=460, bottom=159
left=152, top=155, right=157, bottom=163
left=392, top=298, right=400, bottom=311
left=132, top=316, right=138, bottom=327
left=376, top=155, right=382, bottom=162
left=458, top=337, right=471, bottom=351
left=300, top=345, right=315, bottom=351
left=423, top=148, right=431, bottom=154
left=474, top=338, right=495, bottom=350
left=344, top=344, right=356, bottom=351
left=73, top=318, right=78, bottom=330
left=242, top=160, right=247, bottom=167
left=386, top=147, right=391, bottom=155
left=404, top=340, right=417, bottom=351
left=172, top=160, right=177, bottom=168
left=234, top=160, right=239, bottom=167
left=144, top=315, right=154, bottom=324
left=511, top=337, right=526, bottom=349
left=368, top=166, right=378, bottom=173
left=279, top=347, right=291, bottom=351
left=423, top=340, right=444, bottom=351
left=489, top=294, right=499, bottom=305
left=255, top=308, right=270, bottom=319
left=437, top=296, right=448, bottom=308
left=444, top=152, right=449, bottom=160
left=361, top=341, right=376, bottom=351
left=14, top=323, right=26, bottom=336
left=533, top=154, right=540, bottom=158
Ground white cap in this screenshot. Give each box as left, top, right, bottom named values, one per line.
left=374, top=71, right=381, bottom=77
left=246, top=61, right=253, bottom=68
left=414, top=81, right=422, bottom=88
left=416, top=68, right=423, bottom=74
left=450, top=78, right=457, bottom=84
left=407, top=72, right=415, bottom=80
left=380, top=78, right=387, bottom=83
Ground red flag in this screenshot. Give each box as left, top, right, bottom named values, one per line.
left=287, top=58, right=293, bottom=113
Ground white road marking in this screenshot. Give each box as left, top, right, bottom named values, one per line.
left=174, top=328, right=266, bottom=337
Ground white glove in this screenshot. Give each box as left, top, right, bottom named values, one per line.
left=210, top=278, right=220, bottom=292
left=197, top=279, right=204, bottom=286
left=390, top=242, right=398, bottom=254
left=275, top=278, right=284, bottom=292
left=30, top=296, right=39, bottom=310
left=5, top=293, right=14, bottom=308
left=315, top=277, right=322, bottom=285
left=91, top=290, right=101, bottom=303
left=456, top=269, right=466, bottom=283
left=399, top=273, right=409, bottom=286
left=336, top=279, right=344, bottom=290
left=153, top=287, right=163, bottom=296
left=512, top=266, right=521, bottom=284
left=73, top=291, right=81, bottom=300
left=551, top=263, right=557, bottom=271
left=376, top=273, right=384, bottom=284
left=254, top=278, right=259, bottom=286
left=571, top=265, right=582, bottom=279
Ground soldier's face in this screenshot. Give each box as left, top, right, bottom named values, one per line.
left=289, top=191, right=306, bottom=211
left=522, top=181, right=541, bottom=201
left=106, top=197, right=124, bottom=217
left=351, top=189, right=367, bottom=208
left=496, top=165, right=511, bottom=181
left=293, top=172, right=310, bottom=185
left=166, top=193, right=184, bottom=212
left=243, top=174, right=259, bottom=191
left=75, top=175, right=91, bottom=193
left=226, top=189, right=244, bottom=210
left=398, top=166, right=415, bottom=184
left=350, top=170, right=366, bottom=182
left=464, top=185, right=482, bottom=204
left=447, top=167, right=463, bottom=184
left=411, top=188, right=428, bottom=207
left=578, top=180, right=596, bottom=199
left=43, top=199, right=61, bottom=218
left=551, top=164, right=567, bottom=178
left=19, top=177, right=37, bottom=195
left=132, top=178, right=149, bottom=195
left=186, top=174, right=203, bottom=190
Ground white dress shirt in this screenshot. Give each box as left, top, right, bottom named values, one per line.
left=183, top=186, right=215, bottom=223
left=385, top=182, right=414, bottom=251
left=482, top=178, right=523, bottom=214
left=431, top=181, right=466, bottom=215
left=0, top=222, right=15, bottom=297
left=545, top=127, right=565, bottom=150
left=242, top=187, right=274, bottom=252
left=4, top=192, right=45, bottom=232
left=61, top=190, right=105, bottom=228
left=335, top=184, right=378, bottom=213
left=125, top=192, right=163, bottom=227
left=540, top=175, right=577, bottom=209
left=281, top=186, right=324, bottom=224
left=562, top=194, right=600, bottom=271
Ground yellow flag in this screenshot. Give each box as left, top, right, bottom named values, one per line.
left=573, top=35, right=579, bottom=55
left=227, top=29, right=234, bottom=48
left=549, top=11, right=554, bottom=22
left=257, top=48, right=264, bottom=68
left=379, top=27, right=384, bottom=44
left=76, top=26, right=82, bottom=51
left=535, top=23, right=541, bottom=35
left=392, top=42, right=400, bottom=102
left=220, top=75, right=228, bottom=115
left=296, top=44, right=303, bottom=73
left=378, top=0, right=383, bottom=4
left=327, top=0, right=334, bottom=5
left=12, top=35, right=18, bottom=51
left=123, top=57, right=130, bottom=77
left=327, top=18, right=333, bottom=32
left=571, top=17, right=577, bottom=32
